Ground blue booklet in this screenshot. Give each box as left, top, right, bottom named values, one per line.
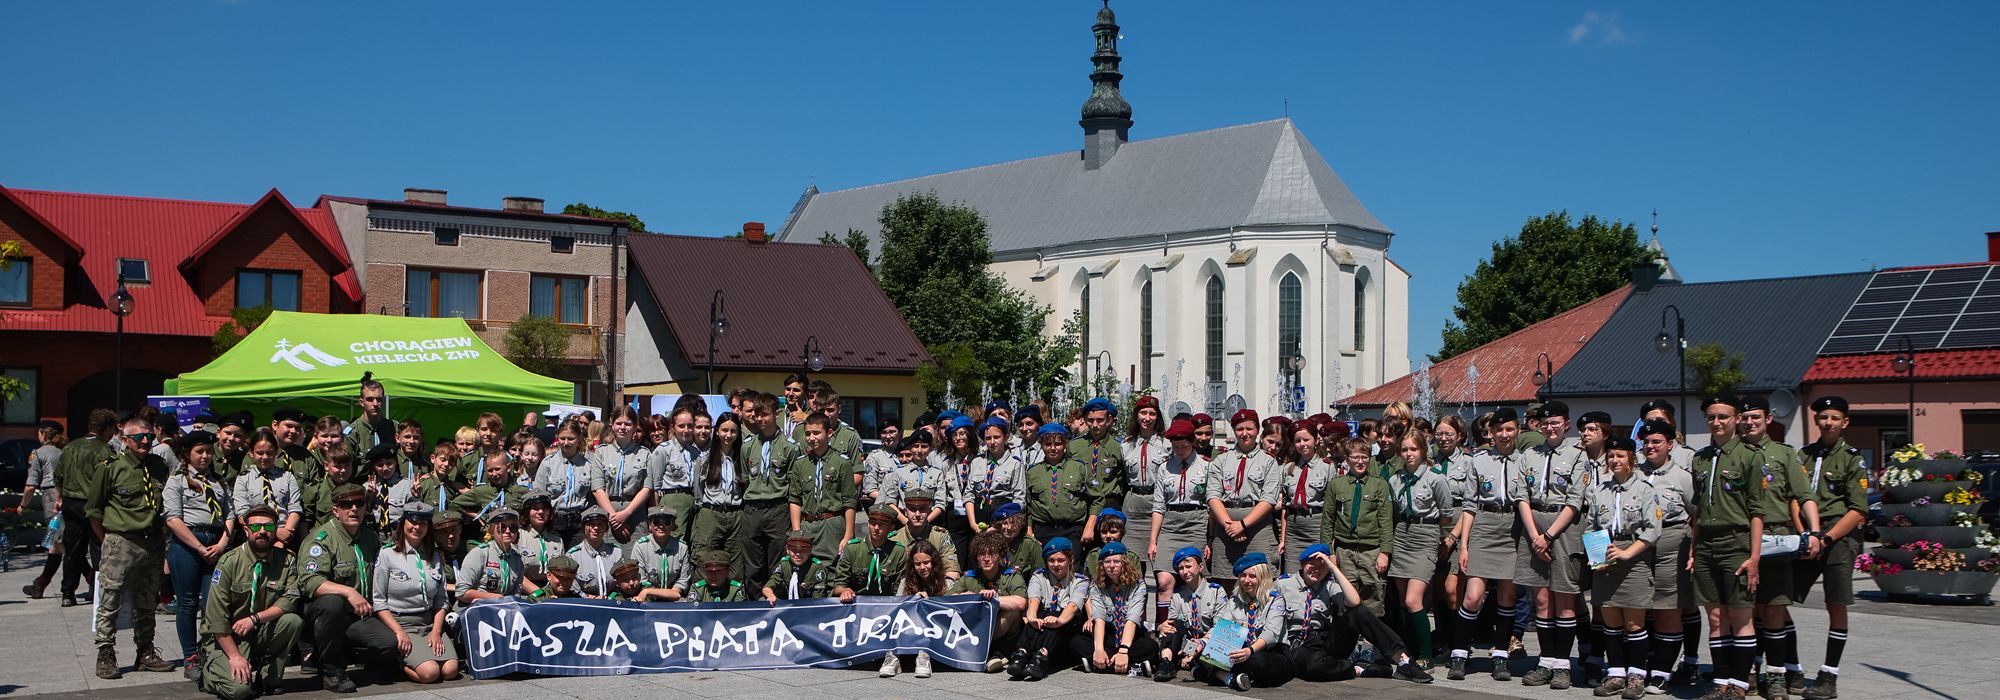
left=1201, top=618, right=1248, bottom=670
left=1583, top=529, right=1612, bottom=569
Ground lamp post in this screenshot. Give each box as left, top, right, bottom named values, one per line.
left=1892, top=335, right=1918, bottom=443
left=1531, top=351, right=1555, bottom=398
left=1288, top=355, right=1307, bottom=416
left=705, top=290, right=729, bottom=394
left=800, top=335, right=825, bottom=382
left=1655, top=304, right=1687, bottom=424
left=112, top=276, right=134, bottom=409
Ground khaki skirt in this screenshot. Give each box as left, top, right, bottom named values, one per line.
left=1591, top=544, right=1655, bottom=609
left=1151, top=507, right=1209, bottom=574
left=1282, top=507, right=1325, bottom=573
left=1208, top=505, right=1278, bottom=580
left=1515, top=510, right=1585, bottom=594
left=1461, top=510, right=1516, bottom=580
left=1388, top=521, right=1443, bottom=580
left=1649, top=524, right=1692, bottom=610
left=393, top=614, right=458, bottom=668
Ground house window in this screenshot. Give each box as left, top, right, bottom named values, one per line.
left=433, top=226, right=460, bottom=246
left=236, top=269, right=301, bottom=311
left=117, top=258, right=150, bottom=283
left=1205, top=276, right=1224, bottom=383
left=406, top=268, right=481, bottom=319
left=551, top=235, right=575, bottom=254
left=840, top=397, right=903, bottom=440
left=1353, top=269, right=1368, bottom=352
left=1139, top=279, right=1153, bottom=389
left=2, top=368, right=35, bottom=424
left=1279, top=272, right=1302, bottom=373
left=0, top=258, right=27, bottom=306
left=530, top=275, right=588, bottom=324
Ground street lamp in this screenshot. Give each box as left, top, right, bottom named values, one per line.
left=1089, top=350, right=1111, bottom=393
left=1655, top=304, right=1687, bottom=425
left=1892, top=335, right=1917, bottom=443
left=705, top=290, right=729, bottom=393
left=801, top=335, right=825, bottom=380
left=1288, top=355, right=1307, bottom=416
left=1531, top=351, right=1555, bottom=397
left=112, top=276, right=134, bottom=409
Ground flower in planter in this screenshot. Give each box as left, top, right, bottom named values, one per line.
left=1964, top=469, right=1987, bottom=485
left=1977, top=556, right=2000, bottom=574
left=1951, top=511, right=1983, bottom=528
left=1887, top=514, right=1915, bottom=528
left=1904, top=540, right=1966, bottom=572
left=1933, top=449, right=1964, bottom=461
left=1944, top=488, right=1988, bottom=506
left=1854, top=553, right=1905, bottom=576
left=1913, top=496, right=1934, bottom=506
left=1977, top=530, right=2000, bottom=553
left=1880, top=467, right=1922, bottom=488
left=1892, top=443, right=1930, bottom=465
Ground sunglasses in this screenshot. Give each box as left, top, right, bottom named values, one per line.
left=334, top=500, right=367, bottom=509
left=125, top=432, right=156, bottom=442
left=492, top=523, right=519, bottom=532
left=244, top=522, right=279, bottom=533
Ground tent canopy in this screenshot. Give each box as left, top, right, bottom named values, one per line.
left=166, top=311, right=574, bottom=437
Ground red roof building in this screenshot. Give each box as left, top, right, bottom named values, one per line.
left=0, top=184, right=361, bottom=436
left=1347, top=286, right=1631, bottom=413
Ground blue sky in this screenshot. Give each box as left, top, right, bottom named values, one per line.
left=5, top=2, right=1995, bottom=365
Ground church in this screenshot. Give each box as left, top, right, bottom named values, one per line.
left=777, top=2, right=1409, bottom=416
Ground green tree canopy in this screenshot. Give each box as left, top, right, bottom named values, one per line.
left=212, top=305, right=275, bottom=356
left=819, top=228, right=873, bottom=273
left=1436, top=211, right=1652, bottom=361
left=503, top=315, right=573, bottom=379
left=560, top=202, right=646, bottom=232
left=875, top=191, right=1079, bottom=403
left=1687, top=341, right=1747, bottom=396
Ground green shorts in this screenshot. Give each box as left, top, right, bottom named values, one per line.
left=1790, top=535, right=1860, bottom=607
left=1692, top=528, right=1754, bottom=609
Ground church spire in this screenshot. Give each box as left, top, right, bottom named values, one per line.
left=1080, top=0, right=1132, bottom=170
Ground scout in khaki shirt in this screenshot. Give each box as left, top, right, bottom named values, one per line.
left=1790, top=397, right=1868, bottom=700
left=835, top=505, right=911, bottom=600
left=740, top=393, right=804, bottom=585
left=351, top=502, right=459, bottom=685
left=1736, top=395, right=1822, bottom=700
left=763, top=530, right=837, bottom=601
left=458, top=507, right=536, bottom=602
left=1510, top=401, right=1589, bottom=689
left=630, top=509, right=692, bottom=601
left=90, top=416, right=176, bottom=679
left=296, top=483, right=390, bottom=693
left=1026, top=423, right=1096, bottom=547
left=199, top=506, right=301, bottom=700
left=588, top=407, right=654, bottom=543
left=790, top=414, right=859, bottom=562
left=1691, top=395, right=1769, bottom=700
left=1581, top=437, right=1661, bottom=700
left=1209, top=410, right=1284, bottom=583
left=1324, top=437, right=1393, bottom=616
left=889, top=489, right=961, bottom=580
left=687, top=550, right=750, bottom=603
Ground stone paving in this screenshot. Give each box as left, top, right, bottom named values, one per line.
left=1, top=549, right=1987, bottom=700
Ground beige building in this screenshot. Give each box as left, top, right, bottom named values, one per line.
left=321, top=189, right=629, bottom=405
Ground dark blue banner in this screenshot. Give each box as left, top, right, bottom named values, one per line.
left=459, top=595, right=995, bottom=678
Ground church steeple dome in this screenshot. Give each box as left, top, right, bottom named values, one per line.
left=1080, top=0, right=1133, bottom=170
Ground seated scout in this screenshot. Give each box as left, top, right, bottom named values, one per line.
left=687, top=550, right=750, bottom=602
left=198, top=505, right=301, bottom=700
left=764, top=529, right=837, bottom=602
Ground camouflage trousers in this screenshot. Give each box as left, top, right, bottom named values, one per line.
left=95, top=529, right=165, bottom=649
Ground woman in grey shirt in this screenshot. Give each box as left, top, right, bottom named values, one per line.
left=17, top=421, right=66, bottom=601
left=356, top=503, right=459, bottom=684
left=163, top=430, right=234, bottom=671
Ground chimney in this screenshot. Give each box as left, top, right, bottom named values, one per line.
left=403, top=188, right=447, bottom=205
left=1630, top=261, right=1662, bottom=293
left=1987, top=231, right=2000, bottom=262
left=502, top=196, right=544, bottom=214
left=743, top=221, right=767, bottom=244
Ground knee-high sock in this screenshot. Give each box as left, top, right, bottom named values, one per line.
left=1781, top=621, right=1800, bottom=672
left=1491, top=605, right=1516, bottom=655
left=1710, top=634, right=1733, bottom=687
left=1553, top=616, right=1579, bottom=669
left=1452, top=605, right=1481, bottom=656
left=1650, top=631, right=1682, bottom=679
left=1738, top=636, right=1763, bottom=688
left=1681, top=609, right=1703, bottom=661
left=1759, top=626, right=1787, bottom=677
left=1822, top=627, right=1848, bottom=674
left=1409, top=609, right=1433, bottom=661
left=1624, top=629, right=1650, bottom=679
left=1602, top=628, right=1626, bottom=677
left=1534, top=617, right=1555, bottom=667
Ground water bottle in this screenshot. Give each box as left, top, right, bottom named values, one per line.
left=42, top=512, right=61, bottom=550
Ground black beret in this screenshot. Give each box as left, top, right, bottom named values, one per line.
left=364, top=442, right=397, bottom=464
left=177, top=430, right=217, bottom=449
left=1636, top=420, right=1677, bottom=440
left=271, top=407, right=307, bottom=424
left=1540, top=400, right=1570, bottom=419
left=902, top=431, right=932, bottom=448
left=1701, top=394, right=1742, bottom=412
left=1490, top=407, right=1520, bottom=426
left=1740, top=395, right=1771, bottom=413
left=223, top=411, right=256, bottom=430
left=914, top=411, right=937, bottom=427
left=1810, top=396, right=1850, bottom=414
left=1637, top=399, right=1676, bottom=419
left=1577, top=411, right=1612, bottom=429
left=1607, top=436, right=1638, bottom=453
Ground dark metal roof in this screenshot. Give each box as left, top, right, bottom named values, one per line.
left=1551, top=272, right=1874, bottom=397
left=626, top=233, right=929, bottom=373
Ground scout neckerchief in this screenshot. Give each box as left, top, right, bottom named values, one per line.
left=353, top=540, right=371, bottom=598
left=1048, top=459, right=1065, bottom=503
left=1189, top=586, right=1209, bottom=637
left=415, top=549, right=437, bottom=601
left=563, top=458, right=579, bottom=504
left=187, top=465, right=222, bottom=525
left=958, top=452, right=973, bottom=492
left=1609, top=477, right=1626, bottom=537
left=1346, top=469, right=1365, bottom=530
left=613, top=443, right=631, bottom=496
left=867, top=542, right=886, bottom=593
left=1810, top=440, right=1837, bottom=492
left=1397, top=469, right=1420, bottom=519
left=1240, top=593, right=1261, bottom=646
left=136, top=454, right=160, bottom=514
left=758, top=438, right=774, bottom=480
left=788, top=557, right=812, bottom=599
left=1705, top=449, right=1720, bottom=506
left=250, top=558, right=265, bottom=612
left=1177, top=455, right=1194, bottom=500
left=1539, top=446, right=1556, bottom=500
left=1234, top=451, right=1250, bottom=498
left=260, top=468, right=280, bottom=510
left=1042, top=570, right=1064, bottom=609
left=812, top=453, right=826, bottom=502
left=1137, top=437, right=1151, bottom=487
left=371, top=480, right=393, bottom=530
left=477, top=485, right=507, bottom=521
left=982, top=452, right=1004, bottom=507
left=1294, top=463, right=1311, bottom=510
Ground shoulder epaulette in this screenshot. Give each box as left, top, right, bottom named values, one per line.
left=637, top=535, right=652, bottom=544
left=1277, top=573, right=1292, bottom=579
left=1207, top=582, right=1222, bottom=589
left=1845, top=447, right=1861, bottom=455
left=315, top=531, right=328, bottom=542
left=1002, top=567, right=1017, bottom=575
left=846, top=538, right=863, bottom=544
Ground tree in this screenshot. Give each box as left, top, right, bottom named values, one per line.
left=504, top=315, right=572, bottom=379
left=1686, top=341, right=1747, bottom=396
left=0, top=241, right=24, bottom=400
left=819, top=228, right=873, bottom=273
left=875, top=191, right=1080, bottom=403
left=560, top=202, right=646, bottom=232
left=212, top=305, right=276, bottom=356
left=1436, top=211, right=1652, bottom=361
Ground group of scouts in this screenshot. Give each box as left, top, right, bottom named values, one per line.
left=11, top=371, right=1868, bottom=700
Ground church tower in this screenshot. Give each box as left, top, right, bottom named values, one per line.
left=1080, top=1, right=1133, bottom=170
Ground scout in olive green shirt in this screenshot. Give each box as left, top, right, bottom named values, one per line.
left=1799, top=438, right=1866, bottom=527
left=1324, top=468, right=1394, bottom=551
left=1026, top=456, right=1095, bottom=527
left=89, top=450, right=170, bottom=534
left=55, top=436, right=114, bottom=507
left=1068, top=433, right=1124, bottom=506
left=835, top=535, right=908, bottom=597
left=1692, top=437, right=1767, bottom=531
left=296, top=518, right=383, bottom=599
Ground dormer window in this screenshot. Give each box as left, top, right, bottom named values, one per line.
left=117, top=258, right=149, bottom=283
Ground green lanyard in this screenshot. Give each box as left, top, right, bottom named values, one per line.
left=353, top=545, right=369, bottom=598
left=1348, top=476, right=1364, bottom=529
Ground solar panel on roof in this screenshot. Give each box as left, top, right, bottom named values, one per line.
left=1818, top=264, right=2000, bottom=355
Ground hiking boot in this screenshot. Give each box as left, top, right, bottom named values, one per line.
left=1492, top=658, right=1513, bottom=682
left=1624, top=677, right=1650, bottom=700
left=1552, top=668, right=1574, bottom=690
left=22, top=578, right=48, bottom=599
left=134, top=648, right=175, bottom=673
left=1726, top=685, right=1749, bottom=698
left=1801, top=672, right=1838, bottom=699
left=1022, top=653, right=1049, bottom=682
left=1597, top=676, right=1629, bottom=696
left=1448, top=657, right=1468, bottom=680
left=183, top=653, right=202, bottom=681
left=1395, top=661, right=1435, bottom=683
left=1523, top=666, right=1556, bottom=686
left=322, top=672, right=356, bottom=693
left=1153, top=656, right=1178, bottom=682
left=1785, top=671, right=1806, bottom=695
left=96, top=648, right=122, bottom=679
left=1227, top=672, right=1253, bottom=691
left=1763, top=673, right=1790, bottom=699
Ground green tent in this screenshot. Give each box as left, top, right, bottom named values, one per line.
left=165, top=311, right=574, bottom=439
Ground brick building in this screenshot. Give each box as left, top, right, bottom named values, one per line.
left=0, top=185, right=361, bottom=437
left=319, top=189, right=628, bottom=406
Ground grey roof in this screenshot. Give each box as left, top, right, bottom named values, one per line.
left=1551, top=272, right=1873, bottom=397
left=776, top=118, right=1390, bottom=255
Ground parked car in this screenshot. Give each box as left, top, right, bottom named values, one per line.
left=0, top=437, right=36, bottom=493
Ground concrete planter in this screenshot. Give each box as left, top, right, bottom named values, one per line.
left=1877, top=503, right=1981, bottom=526
left=1908, top=459, right=1972, bottom=478
left=1872, top=546, right=1993, bottom=568
left=1876, top=525, right=1978, bottom=548
left=1886, top=482, right=1970, bottom=503
left=1871, top=571, right=2000, bottom=599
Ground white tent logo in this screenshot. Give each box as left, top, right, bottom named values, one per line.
left=270, top=338, right=348, bottom=371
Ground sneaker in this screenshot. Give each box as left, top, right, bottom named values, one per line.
left=1801, top=672, right=1838, bottom=700
left=134, top=648, right=175, bottom=673
left=1447, top=657, right=1468, bottom=681
left=322, top=673, right=357, bottom=694
left=1227, top=673, right=1253, bottom=691
left=985, top=657, right=1007, bottom=674
left=1785, top=671, right=1806, bottom=695
left=1153, top=657, right=1178, bottom=682
left=96, top=648, right=122, bottom=680
left=1623, top=677, right=1650, bottom=700
left=1552, top=668, right=1573, bottom=690
left=1726, top=685, right=1749, bottom=698
left=1646, top=676, right=1668, bottom=694
left=1492, top=658, right=1513, bottom=682
left=1127, top=663, right=1143, bottom=678
left=1761, top=673, right=1789, bottom=699
left=878, top=652, right=899, bottom=678
left=1523, top=666, right=1556, bottom=687
left=1697, top=685, right=1730, bottom=700
left=60, top=595, right=80, bottom=608
left=1394, top=662, right=1435, bottom=684
left=914, top=651, right=932, bottom=678
left=183, top=653, right=203, bottom=681
left=1022, top=655, right=1048, bottom=682
left=1597, top=677, right=1629, bottom=697
left=22, top=578, right=47, bottom=599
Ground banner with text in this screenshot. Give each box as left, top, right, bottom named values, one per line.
left=459, top=595, right=995, bottom=679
